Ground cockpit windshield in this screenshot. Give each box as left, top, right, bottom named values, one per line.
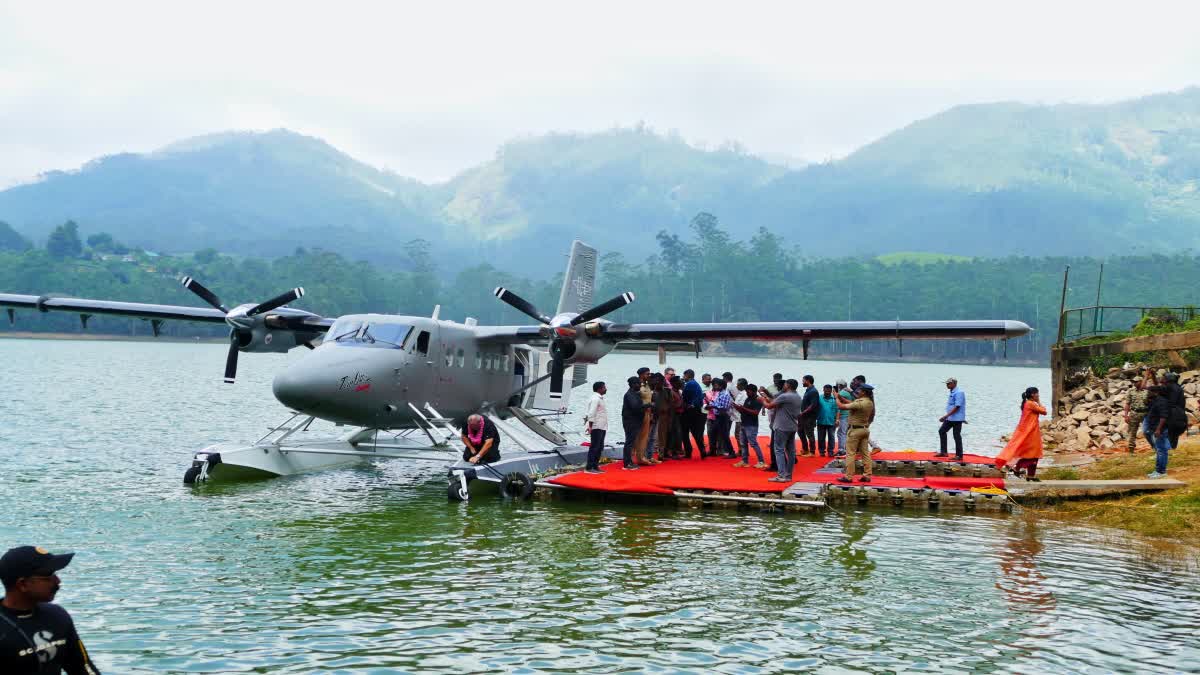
left=325, top=318, right=413, bottom=349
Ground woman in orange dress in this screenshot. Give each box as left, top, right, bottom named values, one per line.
left=995, top=387, right=1047, bottom=480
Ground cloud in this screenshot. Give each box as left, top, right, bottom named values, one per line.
left=1, top=0, right=1198, bottom=186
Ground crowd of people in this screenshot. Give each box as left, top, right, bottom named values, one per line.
left=582, top=367, right=882, bottom=483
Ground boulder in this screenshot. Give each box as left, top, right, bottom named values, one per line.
left=1071, top=410, right=1091, bottom=421
left=1100, top=438, right=1115, bottom=450
left=1087, top=413, right=1109, bottom=427
left=1090, top=427, right=1106, bottom=438
left=1186, top=383, right=1199, bottom=396
left=1085, top=390, right=1101, bottom=402
left=1180, top=370, right=1199, bottom=384
left=1115, top=421, right=1129, bottom=436
left=1071, top=389, right=1086, bottom=401
left=1075, top=427, right=1092, bottom=446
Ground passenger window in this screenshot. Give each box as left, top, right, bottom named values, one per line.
left=415, top=331, right=430, bottom=355
left=445, top=348, right=453, bottom=367
left=457, top=348, right=465, bottom=367
left=503, top=354, right=510, bottom=371
left=474, top=352, right=482, bottom=369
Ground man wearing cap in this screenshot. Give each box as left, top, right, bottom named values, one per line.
left=937, top=378, right=966, bottom=460
left=836, top=384, right=876, bottom=483
left=1, top=546, right=100, bottom=674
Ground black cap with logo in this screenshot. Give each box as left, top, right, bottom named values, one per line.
left=0, top=546, right=75, bottom=586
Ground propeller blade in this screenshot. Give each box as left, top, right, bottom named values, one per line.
left=248, top=288, right=304, bottom=316
left=180, top=276, right=229, bottom=313
left=224, top=342, right=239, bottom=384
left=493, top=287, right=552, bottom=325
left=570, top=292, right=635, bottom=326
left=548, top=358, right=565, bottom=399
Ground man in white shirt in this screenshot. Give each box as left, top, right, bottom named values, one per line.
left=583, top=381, right=608, bottom=474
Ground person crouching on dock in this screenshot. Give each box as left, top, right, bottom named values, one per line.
left=836, top=384, right=875, bottom=483
left=994, top=387, right=1046, bottom=480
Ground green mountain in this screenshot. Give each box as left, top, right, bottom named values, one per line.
left=3, top=88, right=1200, bottom=273
left=0, top=130, right=439, bottom=266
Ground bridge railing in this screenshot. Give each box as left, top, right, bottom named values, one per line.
left=1057, top=305, right=1198, bottom=344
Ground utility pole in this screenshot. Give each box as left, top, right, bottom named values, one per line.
left=1056, top=266, right=1070, bottom=345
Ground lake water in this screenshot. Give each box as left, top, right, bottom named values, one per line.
left=1, top=338, right=1197, bottom=673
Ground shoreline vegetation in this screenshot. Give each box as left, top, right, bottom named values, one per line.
left=17, top=212, right=1200, bottom=368
left=1039, top=440, right=1200, bottom=543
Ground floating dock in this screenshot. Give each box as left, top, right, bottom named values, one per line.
left=532, top=439, right=1184, bottom=513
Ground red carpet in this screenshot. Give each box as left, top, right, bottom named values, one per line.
left=548, top=437, right=1005, bottom=495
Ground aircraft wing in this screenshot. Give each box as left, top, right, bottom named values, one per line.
left=475, top=320, right=1031, bottom=345
left=599, top=320, right=1032, bottom=342
left=0, top=293, right=333, bottom=332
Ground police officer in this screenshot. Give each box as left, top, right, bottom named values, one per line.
left=1, top=545, right=100, bottom=674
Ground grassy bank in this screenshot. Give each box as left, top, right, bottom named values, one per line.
left=1036, top=440, right=1200, bottom=541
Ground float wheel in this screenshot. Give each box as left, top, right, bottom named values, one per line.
left=500, top=472, right=534, bottom=500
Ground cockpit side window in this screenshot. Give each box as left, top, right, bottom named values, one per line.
left=415, top=330, right=430, bottom=355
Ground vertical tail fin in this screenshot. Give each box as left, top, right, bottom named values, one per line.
left=556, top=240, right=597, bottom=316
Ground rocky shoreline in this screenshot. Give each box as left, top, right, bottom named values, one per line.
left=1041, top=364, right=1200, bottom=453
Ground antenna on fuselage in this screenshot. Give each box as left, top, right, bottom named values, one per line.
left=431, top=304, right=441, bottom=320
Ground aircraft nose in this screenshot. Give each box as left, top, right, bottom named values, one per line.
left=272, top=364, right=327, bottom=413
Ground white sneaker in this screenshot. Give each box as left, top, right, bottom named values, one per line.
left=1146, top=471, right=1163, bottom=479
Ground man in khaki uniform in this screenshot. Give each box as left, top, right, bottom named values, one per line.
left=1124, top=377, right=1150, bottom=454
left=835, top=384, right=875, bottom=483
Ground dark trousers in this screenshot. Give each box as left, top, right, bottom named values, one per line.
left=798, top=416, right=817, bottom=455
left=706, top=417, right=721, bottom=457
left=817, top=424, right=835, bottom=456
left=939, top=420, right=964, bottom=457
left=768, top=429, right=778, bottom=471
left=670, top=414, right=686, bottom=457
left=682, top=408, right=707, bottom=458
left=716, top=416, right=733, bottom=455
left=587, top=428, right=606, bottom=470
left=1015, top=457, right=1039, bottom=478
left=622, top=419, right=641, bottom=467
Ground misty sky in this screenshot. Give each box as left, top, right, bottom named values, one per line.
left=2, top=1, right=1199, bottom=187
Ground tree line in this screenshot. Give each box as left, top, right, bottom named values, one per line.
left=3, top=214, right=1196, bottom=365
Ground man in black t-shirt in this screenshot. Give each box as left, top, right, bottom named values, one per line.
left=0, top=545, right=100, bottom=674
left=460, top=414, right=502, bottom=464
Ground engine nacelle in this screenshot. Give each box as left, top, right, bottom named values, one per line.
left=558, top=331, right=616, bottom=365
left=233, top=320, right=320, bottom=354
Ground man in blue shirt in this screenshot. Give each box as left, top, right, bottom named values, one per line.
left=938, top=377, right=966, bottom=459
left=680, top=369, right=707, bottom=459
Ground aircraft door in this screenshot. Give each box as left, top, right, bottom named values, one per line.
left=400, top=323, right=439, bottom=410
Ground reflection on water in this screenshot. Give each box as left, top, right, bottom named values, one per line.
left=1, top=339, right=1199, bottom=672
left=996, top=520, right=1057, bottom=613
left=830, top=511, right=877, bottom=587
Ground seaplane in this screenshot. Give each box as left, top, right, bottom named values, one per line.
left=0, top=241, right=1031, bottom=501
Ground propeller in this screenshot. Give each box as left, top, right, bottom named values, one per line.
left=493, top=287, right=552, bottom=325
left=569, top=292, right=635, bottom=326
left=492, top=287, right=635, bottom=399
left=180, top=277, right=306, bottom=384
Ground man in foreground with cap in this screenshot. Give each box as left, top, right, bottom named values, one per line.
left=937, top=377, right=966, bottom=460
left=1, top=545, right=100, bottom=674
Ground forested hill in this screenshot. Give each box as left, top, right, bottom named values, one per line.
left=2, top=213, right=1195, bottom=366
left=2, top=88, right=1200, bottom=274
